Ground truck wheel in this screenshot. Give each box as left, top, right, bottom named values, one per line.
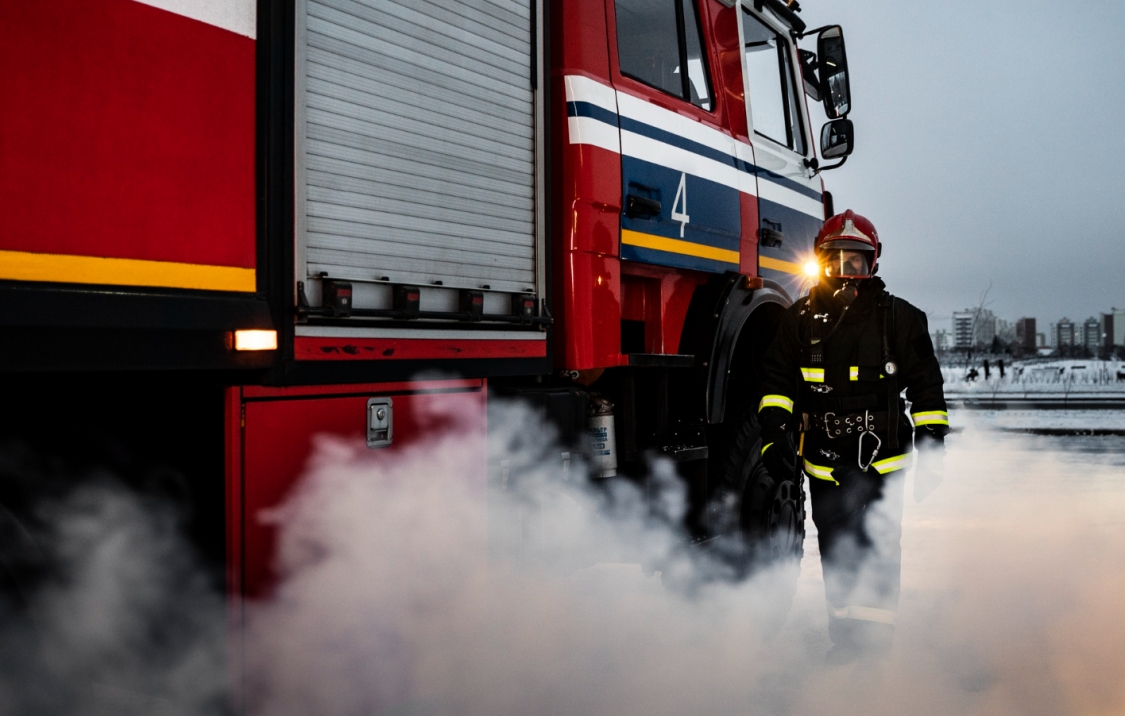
left=716, top=409, right=805, bottom=576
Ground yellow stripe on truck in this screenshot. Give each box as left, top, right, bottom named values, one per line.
left=620, top=230, right=739, bottom=265
left=0, top=249, right=256, bottom=292
left=759, top=255, right=803, bottom=274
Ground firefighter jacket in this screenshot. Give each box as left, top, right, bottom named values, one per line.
left=757, top=277, right=947, bottom=483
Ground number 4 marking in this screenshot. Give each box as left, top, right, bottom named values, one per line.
left=671, top=172, right=690, bottom=238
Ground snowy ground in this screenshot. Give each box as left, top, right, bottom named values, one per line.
left=943, top=359, right=1125, bottom=398
left=949, top=408, right=1125, bottom=432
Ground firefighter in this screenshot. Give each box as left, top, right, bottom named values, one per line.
left=757, top=210, right=947, bottom=661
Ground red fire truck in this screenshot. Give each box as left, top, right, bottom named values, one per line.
left=0, top=0, right=853, bottom=656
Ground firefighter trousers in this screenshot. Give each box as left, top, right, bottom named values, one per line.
left=808, top=463, right=905, bottom=653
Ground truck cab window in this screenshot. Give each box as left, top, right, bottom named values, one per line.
left=742, top=9, right=805, bottom=154
left=616, top=0, right=713, bottom=110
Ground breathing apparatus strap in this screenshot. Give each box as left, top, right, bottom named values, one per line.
left=881, top=293, right=900, bottom=452
left=807, top=293, right=850, bottom=366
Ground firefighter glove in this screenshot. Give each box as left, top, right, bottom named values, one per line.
left=759, top=406, right=797, bottom=479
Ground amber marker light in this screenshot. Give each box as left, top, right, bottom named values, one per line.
left=233, top=329, right=278, bottom=351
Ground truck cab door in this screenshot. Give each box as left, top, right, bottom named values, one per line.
left=739, top=4, right=824, bottom=300
left=612, top=0, right=745, bottom=274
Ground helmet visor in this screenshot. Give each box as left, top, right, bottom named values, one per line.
left=821, top=248, right=873, bottom=278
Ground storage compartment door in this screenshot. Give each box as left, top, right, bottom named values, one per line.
left=296, top=0, right=542, bottom=307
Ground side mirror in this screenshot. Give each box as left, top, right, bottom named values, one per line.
left=820, top=119, right=853, bottom=160
left=817, top=26, right=851, bottom=118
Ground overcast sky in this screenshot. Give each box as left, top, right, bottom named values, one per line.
left=799, top=0, right=1125, bottom=328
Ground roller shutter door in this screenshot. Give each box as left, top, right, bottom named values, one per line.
left=298, top=0, right=538, bottom=296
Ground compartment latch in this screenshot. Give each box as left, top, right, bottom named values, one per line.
left=367, top=397, right=393, bottom=448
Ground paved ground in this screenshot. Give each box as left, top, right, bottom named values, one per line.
left=778, top=413, right=1125, bottom=714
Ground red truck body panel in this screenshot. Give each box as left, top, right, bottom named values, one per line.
left=228, top=379, right=487, bottom=600
left=0, top=0, right=256, bottom=292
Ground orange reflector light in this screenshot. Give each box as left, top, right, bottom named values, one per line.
left=802, top=260, right=821, bottom=278
left=234, top=329, right=278, bottom=351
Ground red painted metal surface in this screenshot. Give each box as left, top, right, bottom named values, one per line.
left=706, top=0, right=749, bottom=143
left=0, top=1, right=255, bottom=270
left=550, top=0, right=622, bottom=371
left=559, top=251, right=627, bottom=369
left=620, top=264, right=708, bottom=355
left=225, top=387, right=244, bottom=600
left=293, top=337, right=547, bottom=361
left=242, top=378, right=484, bottom=400
left=224, top=386, right=245, bottom=713
left=231, top=380, right=487, bottom=599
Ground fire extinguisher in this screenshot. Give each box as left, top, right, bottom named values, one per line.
left=587, top=395, right=617, bottom=478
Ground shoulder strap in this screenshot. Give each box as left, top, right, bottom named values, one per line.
left=881, top=293, right=901, bottom=450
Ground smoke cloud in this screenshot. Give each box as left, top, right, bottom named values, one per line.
left=2, top=402, right=1125, bottom=715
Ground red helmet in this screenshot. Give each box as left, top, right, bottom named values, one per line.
left=814, top=210, right=880, bottom=278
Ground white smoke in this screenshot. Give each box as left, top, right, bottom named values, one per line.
left=4, top=402, right=1125, bottom=715
left=0, top=478, right=225, bottom=716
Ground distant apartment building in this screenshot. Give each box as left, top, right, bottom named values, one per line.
left=1051, top=318, right=1076, bottom=350
left=1101, top=308, right=1125, bottom=349
left=1015, top=317, right=1037, bottom=353
left=952, top=308, right=997, bottom=348
left=932, top=329, right=949, bottom=352
left=995, top=318, right=1014, bottom=344
left=1082, top=317, right=1101, bottom=352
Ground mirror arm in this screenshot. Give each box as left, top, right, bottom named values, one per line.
left=797, top=24, right=834, bottom=39
left=813, top=156, right=848, bottom=174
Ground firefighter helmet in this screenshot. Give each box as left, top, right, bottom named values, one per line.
left=814, top=210, right=880, bottom=279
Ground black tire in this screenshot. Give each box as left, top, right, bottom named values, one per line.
left=714, top=409, right=806, bottom=577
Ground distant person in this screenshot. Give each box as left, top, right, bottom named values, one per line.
left=998, top=358, right=1005, bottom=379
left=983, top=359, right=990, bottom=380
left=756, top=211, right=948, bottom=663
left=966, top=367, right=979, bottom=381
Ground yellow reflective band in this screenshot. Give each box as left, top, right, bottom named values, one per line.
left=759, top=395, right=794, bottom=413
left=872, top=453, right=913, bottom=474
left=621, top=230, right=740, bottom=265
left=804, top=459, right=838, bottom=484
left=849, top=366, right=859, bottom=381
left=800, top=367, right=825, bottom=383
left=761, top=442, right=774, bottom=455
left=912, top=410, right=950, bottom=427
left=759, top=255, right=803, bottom=275
left=0, top=249, right=256, bottom=292
left=831, top=606, right=896, bottom=625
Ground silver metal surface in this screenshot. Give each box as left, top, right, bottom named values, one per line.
left=295, top=0, right=542, bottom=314
left=367, top=397, right=394, bottom=448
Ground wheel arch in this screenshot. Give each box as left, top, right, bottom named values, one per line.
left=678, top=273, right=792, bottom=426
